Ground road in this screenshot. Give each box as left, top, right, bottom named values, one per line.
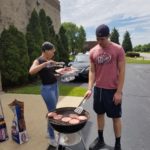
left=140, top=53, right=150, bottom=60
left=69, top=64, right=150, bottom=150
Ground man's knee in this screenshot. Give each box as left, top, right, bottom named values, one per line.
left=113, top=118, right=121, bottom=125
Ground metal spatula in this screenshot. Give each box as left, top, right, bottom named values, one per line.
left=74, top=97, right=87, bottom=114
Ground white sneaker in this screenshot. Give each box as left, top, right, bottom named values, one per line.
left=50, top=139, right=57, bottom=147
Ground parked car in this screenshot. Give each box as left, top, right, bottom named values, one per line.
left=68, top=53, right=90, bottom=79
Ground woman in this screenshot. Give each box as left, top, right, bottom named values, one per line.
left=29, top=41, right=60, bottom=148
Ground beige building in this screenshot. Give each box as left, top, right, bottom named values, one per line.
left=0, top=0, right=61, bottom=34
left=0, top=0, right=61, bottom=91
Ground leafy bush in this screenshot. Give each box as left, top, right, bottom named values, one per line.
left=0, top=26, right=29, bottom=88
left=126, top=52, right=140, bottom=57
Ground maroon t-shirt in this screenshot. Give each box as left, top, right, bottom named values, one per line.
left=90, top=42, right=125, bottom=89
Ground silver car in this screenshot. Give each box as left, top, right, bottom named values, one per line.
left=68, top=53, right=90, bottom=79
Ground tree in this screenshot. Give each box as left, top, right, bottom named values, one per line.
left=122, top=31, right=133, bottom=52
left=141, top=43, right=150, bottom=52
left=110, top=27, right=120, bottom=44
left=39, top=9, right=50, bottom=41
left=26, top=9, right=43, bottom=65
left=76, top=26, right=86, bottom=52
left=9, top=26, right=29, bottom=84
left=0, top=29, right=18, bottom=87
left=47, top=16, right=56, bottom=44
left=0, top=26, right=29, bottom=88
left=58, top=26, right=69, bottom=63
left=62, top=22, right=86, bottom=55
left=54, top=34, right=61, bottom=61
left=133, top=45, right=142, bottom=52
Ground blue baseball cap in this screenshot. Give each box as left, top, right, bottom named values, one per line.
left=96, top=24, right=110, bottom=37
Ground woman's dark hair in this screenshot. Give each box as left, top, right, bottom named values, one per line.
left=41, top=41, right=54, bottom=51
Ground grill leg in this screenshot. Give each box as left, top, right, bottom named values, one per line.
left=79, top=131, right=87, bottom=150
left=56, top=133, right=66, bottom=150
left=56, top=133, right=61, bottom=150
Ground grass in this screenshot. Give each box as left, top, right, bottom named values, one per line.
left=8, top=82, right=87, bottom=97
left=126, top=57, right=150, bottom=64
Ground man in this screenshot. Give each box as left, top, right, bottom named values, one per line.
left=84, top=24, right=125, bottom=150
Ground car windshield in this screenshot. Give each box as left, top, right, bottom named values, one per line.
left=75, top=54, right=89, bottom=62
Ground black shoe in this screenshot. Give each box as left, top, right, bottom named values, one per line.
left=58, top=145, right=66, bottom=150
left=47, top=144, right=56, bottom=150
left=89, top=137, right=105, bottom=150
left=114, top=144, right=122, bottom=150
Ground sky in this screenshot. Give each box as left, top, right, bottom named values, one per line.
left=60, top=0, right=150, bottom=47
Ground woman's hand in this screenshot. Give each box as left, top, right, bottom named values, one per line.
left=46, top=60, right=56, bottom=65
left=45, top=60, right=56, bottom=67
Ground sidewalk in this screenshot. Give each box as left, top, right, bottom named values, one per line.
left=0, top=93, right=83, bottom=150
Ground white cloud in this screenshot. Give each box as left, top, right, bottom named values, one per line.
left=60, top=0, right=150, bottom=46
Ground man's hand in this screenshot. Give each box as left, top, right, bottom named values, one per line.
left=113, top=92, right=122, bottom=105
left=84, top=89, right=92, bottom=99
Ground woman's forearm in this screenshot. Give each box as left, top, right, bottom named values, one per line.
left=29, top=61, right=46, bottom=75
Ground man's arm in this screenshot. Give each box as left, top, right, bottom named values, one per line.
left=113, top=59, right=126, bottom=105
left=117, top=59, right=126, bottom=94
left=84, top=61, right=95, bottom=98
left=88, top=61, right=96, bottom=90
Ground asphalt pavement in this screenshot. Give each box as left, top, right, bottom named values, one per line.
left=82, top=64, right=150, bottom=150
left=0, top=64, right=150, bottom=150
left=64, top=64, right=150, bottom=150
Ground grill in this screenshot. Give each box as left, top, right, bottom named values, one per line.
left=48, top=107, right=89, bottom=150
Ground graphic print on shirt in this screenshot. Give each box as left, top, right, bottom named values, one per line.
left=97, top=52, right=111, bottom=64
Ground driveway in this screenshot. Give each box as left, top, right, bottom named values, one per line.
left=83, top=64, right=150, bottom=150
left=63, top=64, right=150, bottom=150
left=140, top=53, right=150, bottom=60
left=1, top=64, right=150, bottom=150
left=0, top=94, right=83, bottom=150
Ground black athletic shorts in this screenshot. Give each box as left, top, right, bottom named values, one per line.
left=93, top=86, right=122, bottom=118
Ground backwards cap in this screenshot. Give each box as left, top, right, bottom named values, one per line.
left=96, top=24, right=110, bottom=37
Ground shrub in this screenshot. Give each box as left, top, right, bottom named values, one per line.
left=126, top=52, right=140, bottom=57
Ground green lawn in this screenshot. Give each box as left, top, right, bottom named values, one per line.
left=8, top=82, right=87, bottom=97
left=126, top=57, right=150, bottom=64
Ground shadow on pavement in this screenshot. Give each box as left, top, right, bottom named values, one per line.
left=102, top=144, right=114, bottom=150
left=81, top=121, right=93, bottom=142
